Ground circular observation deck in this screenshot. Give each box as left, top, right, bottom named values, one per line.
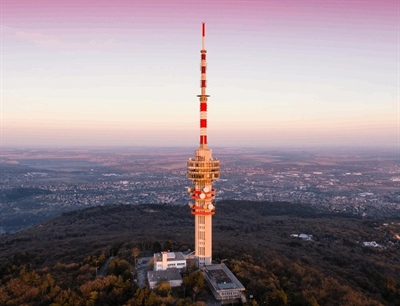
left=187, top=159, right=220, bottom=181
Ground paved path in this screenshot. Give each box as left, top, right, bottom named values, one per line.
left=136, top=257, right=152, bottom=288
left=98, top=256, right=114, bottom=277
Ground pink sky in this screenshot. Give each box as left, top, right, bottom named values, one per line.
left=1, top=0, right=398, bottom=148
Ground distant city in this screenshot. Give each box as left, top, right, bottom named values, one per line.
left=1, top=147, right=399, bottom=233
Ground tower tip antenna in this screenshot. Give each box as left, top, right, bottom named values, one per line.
left=202, top=22, right=206, bottom=37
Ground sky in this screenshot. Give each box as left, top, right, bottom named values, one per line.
left=1, top=0, right=398, bottom=148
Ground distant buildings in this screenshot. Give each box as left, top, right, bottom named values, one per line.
left=291, top=233, right=313, bottom=241
left=362, top=241, right=384, bottom=248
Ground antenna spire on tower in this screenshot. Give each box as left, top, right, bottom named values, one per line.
left=198, top=22, right=209, bottom=149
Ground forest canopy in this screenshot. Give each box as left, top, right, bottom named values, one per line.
left=0, top=201, right=399, bottom=305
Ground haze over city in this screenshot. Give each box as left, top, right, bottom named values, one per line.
left=1, top=0, right=398, bottom=148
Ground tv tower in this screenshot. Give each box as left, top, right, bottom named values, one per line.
left=187, top=23, right=220, bottom=267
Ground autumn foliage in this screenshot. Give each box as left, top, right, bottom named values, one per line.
left=0, top=201, right=399, bottom=305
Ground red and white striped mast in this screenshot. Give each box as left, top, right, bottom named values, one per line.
left=187, top=23, right=220, bottom=267
left=199, top=22, right=208, bottom=148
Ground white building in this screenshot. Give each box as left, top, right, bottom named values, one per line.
left=153, top=252, right=186, bottom=271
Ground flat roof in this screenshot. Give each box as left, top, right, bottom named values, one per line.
left=202, top=264, right=245, bottom=291
left=147, top=269, right=182, bottom=283
left=154, top=252, right=186, bottom=262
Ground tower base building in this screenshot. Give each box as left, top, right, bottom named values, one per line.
left=202, top=264, right=246, bottom=303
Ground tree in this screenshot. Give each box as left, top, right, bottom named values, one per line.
left=132, top=247, right=141, bottom=266
left=164, top=240, right=173, bottom=251
left=156, top=282, right=171, bottom=297
left=176, top=298, right=193, bottom=306
left=127, top=287, right=159, bottom=306
left=108, top=259, right=130, bottom=280
left=86, top=291, right=98, bottom=306
left=192, top=285, right=200, bottom=302
left=308, top=296, right=319, bottom=306
left=183, top=271, right=204, bottom=289
left=0, top=286, right=9, bottom=305
left=246, top=300, right=259, bottom=306
left=98, top=253, right=106, bottom=266
left=182, top=271, right=205, bottom=302
left=266, top=290, right=287, bottom=306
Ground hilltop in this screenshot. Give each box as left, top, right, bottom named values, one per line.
left=0, top=201, right=400, bottom=305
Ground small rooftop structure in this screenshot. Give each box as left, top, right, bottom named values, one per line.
left=147, top=269, right=183, bottom=289
left=291, top=233, right=313, bottom=241
left=153, top=251, right=186, bottom=271
left=202, top=264, right=246, bottom=302
left=363, top=241, right=384, bottom=248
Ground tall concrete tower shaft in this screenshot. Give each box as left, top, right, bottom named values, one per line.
left=187, top=23, right=220, bottom=267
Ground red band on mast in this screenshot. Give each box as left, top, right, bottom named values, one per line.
left=199, top=135, right=207, bottom=145
left=202, top=23, right=205, bottom=37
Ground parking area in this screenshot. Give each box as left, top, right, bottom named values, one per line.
left=136, top=257, right=152, bottom=288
